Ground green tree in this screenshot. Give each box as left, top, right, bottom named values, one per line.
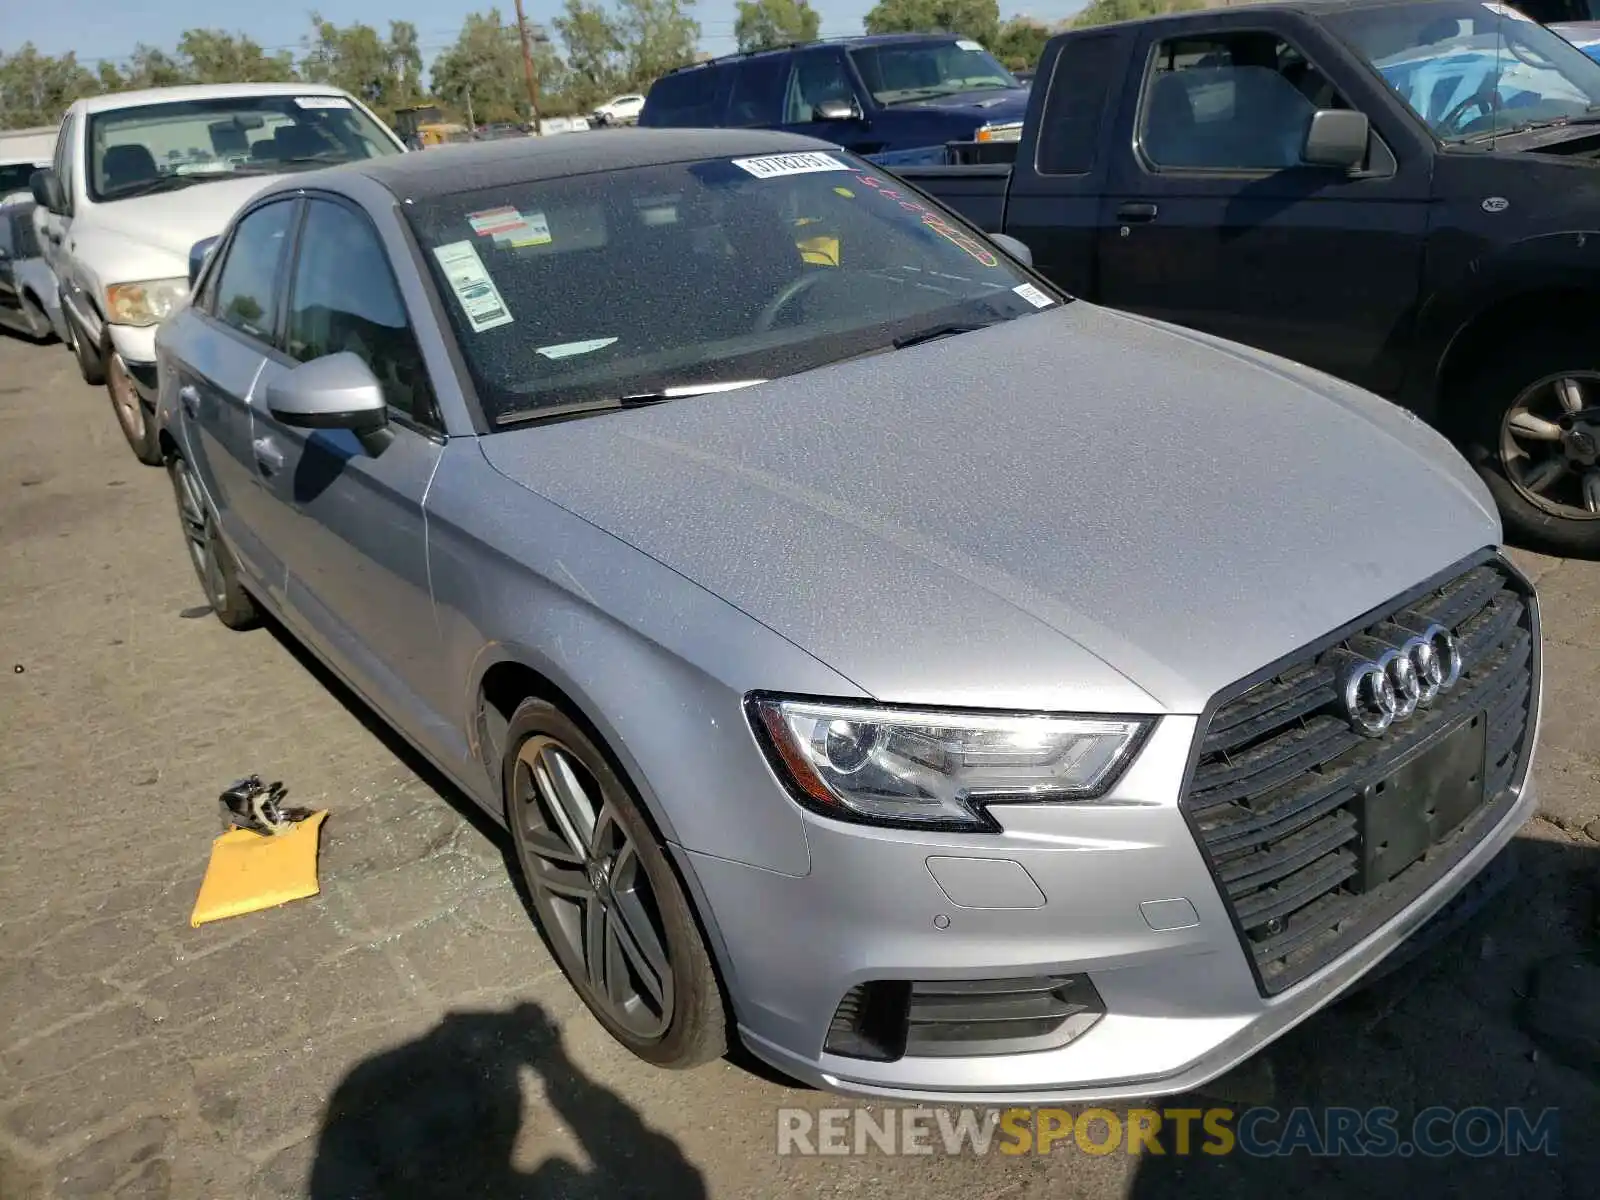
left=735, top=0, right=821, bottom=52
left=555, top=0, right=627, bottom=105
left=177, top=30, right=297, bottom=83
left=433, top=10, right=572, bottom=123
left=616, top=0, right=700, bottom=90
left=861, top=0, right=999, bottom=45
left=990, top=18, right=1053, bottom=70
left=0, top=45, right=100, bottom=127
left=301, top=15, right=423, bottom=120
left=114, top=44, right=193, bottom=90
left=1072, top=0, right=1199, bottom=28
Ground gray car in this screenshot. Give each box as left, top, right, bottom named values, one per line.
left=154, top=129, right=1541, bottom=1103
left=0, top=197, right=66, bottom=343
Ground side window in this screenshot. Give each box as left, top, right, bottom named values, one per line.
left=1036, top=34, right=1122, bottom=175
left=212, top=200, right=295, bottom=344
left=643, top=66, right=732, bottom=125
left=784, top=50, right=857, bottom=122
left=727, top=58, right=789, bottom=127
left=286, top=200, right=434, bottom=426
left=1140, top=32, right=1351, bottom=171
left=0, top=217, right=13, bottom=258
left=56, top=113, right=76, bottom=213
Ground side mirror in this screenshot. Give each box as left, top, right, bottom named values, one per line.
left=188, top=236, right=219, bottom=287
left=990, top=233, right=1033, bottom=267
left=265, top=352, right=392, bottom=455
left=1302, top=109, right=1369, bottom=170
left=814, top=98, right=863, bottom=122
left=29, top=167, right=64, bottom=215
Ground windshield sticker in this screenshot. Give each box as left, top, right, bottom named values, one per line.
left=1013, top=283, right=1054, bottom=309
left=536, top=337, right=619, bottom=360
left=295, top=95, right=353, bottom=109
left=432, top=241, right=513, bottom=332
left=1481, top=2, right=1534, bottom=18
left=732, top=151, right=850, bottom=180
left=956, top=39, right=984, bottom=51
left=833, top=185, right=855, bottom=197
left=467, top=206, right=553, bottom=246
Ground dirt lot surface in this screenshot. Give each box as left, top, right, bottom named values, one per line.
left=1, top=332, right=1597, bottom=1199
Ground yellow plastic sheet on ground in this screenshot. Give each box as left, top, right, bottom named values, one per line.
left=190, top=810, right=328, bottom=927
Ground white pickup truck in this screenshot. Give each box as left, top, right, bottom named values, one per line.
left=31, top=83, right=405, bottom=463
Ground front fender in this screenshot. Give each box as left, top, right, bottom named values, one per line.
left=1407, top=229, right=1600, bottom=417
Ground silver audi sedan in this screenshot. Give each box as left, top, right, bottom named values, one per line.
left=155, top=130, right=1538, bottom=1102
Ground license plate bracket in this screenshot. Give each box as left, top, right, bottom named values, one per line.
left=1353, top=714, right=1487, bottom=893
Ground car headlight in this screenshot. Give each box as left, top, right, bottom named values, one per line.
left=748, top=695, right=1153, bottom=831
left=975, top=121, right=1024, bottom=143
left=106, top=277, right=189, bottom=327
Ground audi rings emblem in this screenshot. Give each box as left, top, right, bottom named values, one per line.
left=1338, top=624, right=1463, bottom=737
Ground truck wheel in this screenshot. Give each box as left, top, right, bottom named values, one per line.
left=502, top=697, right=727, bottom=1069
left=1460, top=328, right=1600, bottom=558
left=105, top=342, right=163, bottom=466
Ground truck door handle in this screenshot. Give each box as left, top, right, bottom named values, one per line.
left=179, top=385, right=200, bottom=417
left=252, top=437, right=284, bottom=475
left=1116, top=202, right=1159, bottom=223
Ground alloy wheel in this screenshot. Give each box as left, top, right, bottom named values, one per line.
left=170, top=458, right=225, bottom=607
left=512, top=735, right=674, bottom=1039
left=1500, top=371, right=1600, bottom=519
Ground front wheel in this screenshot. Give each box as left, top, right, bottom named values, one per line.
left=66, top=305, right=104, bottom=385
left=1458, top=329, right=1600, bottom=557
left=105, top=344, right=162, bottom=465
left=503, top=698, right=726, bottom=1068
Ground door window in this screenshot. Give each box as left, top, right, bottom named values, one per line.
left=1139, top=32, right=1352, bottom=170
left=212, top=199, right=295, bottom=343
left=642, top=65, right=733, bottom=126
left=286, top=199, right=434, bottom=427
left=727, top=57, right=789, bottom=126
left=56, top=113, right=76, bottom=213
left=1036, top=32, right=1122, bottom=174
left=784, top=51, right=858, bottom=122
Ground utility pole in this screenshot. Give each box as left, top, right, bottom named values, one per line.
left=512, top=0, right=543, bottom=135
left=465, top=84, right=476, bottom=132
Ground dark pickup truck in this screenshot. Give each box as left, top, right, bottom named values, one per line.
left=896, top=0, right=1600, bottom=554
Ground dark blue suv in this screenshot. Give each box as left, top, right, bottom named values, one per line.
left=638, top=35, right=1030, bottom=165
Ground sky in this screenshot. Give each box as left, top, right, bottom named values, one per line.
left=5, top=0, right=1090, bottom=73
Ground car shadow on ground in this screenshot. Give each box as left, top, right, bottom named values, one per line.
left=1129, top=833, right=1600, bottom=1199
left=308, top=999, right=708, bottom=1199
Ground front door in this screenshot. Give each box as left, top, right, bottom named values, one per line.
left=1095, top=24, right=1431, bottom=395
left=782, top=49, right=881, bottom=155
left=250, top=195, right=447, bottom=751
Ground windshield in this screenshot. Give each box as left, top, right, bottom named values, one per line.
left=850, top=40, right=1018, bottom=105
left=0, top=162, right=40, bottom=197
left=405, top=151, right=1058, bottom=425
left=86, top=94, right=400, bottom=202
left=1327, top=1, right=1600, bottom=141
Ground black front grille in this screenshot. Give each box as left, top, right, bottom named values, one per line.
left=1183, top=554, right=1537, bottom=996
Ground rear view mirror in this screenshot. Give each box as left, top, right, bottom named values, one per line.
left=29, top=168, right=64, bottom=215
left=265, top=352, right=392, bottom=455
left=990, top=233, right=1033, bottom=267
left=188, top=236, right=219, bottom=287
left=1302, top=109, right=1369, bottom=170
left=814, top=99, right=863, bottom=122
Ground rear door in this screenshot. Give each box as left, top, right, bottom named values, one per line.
left=170, top=197, right=299, bottom=602
left=1002, top=29, right=1136, bottom=299
left=1093, top=15, right=1432, bottom=394
left=252, top=194, right=445, bottom=731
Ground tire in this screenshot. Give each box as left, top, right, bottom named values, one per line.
left=66, top=304, right=104, bottom=385
left=502, top=697, right=726, bottom=1068
left=105, top=341, right=163, bottom=465
left=19, top=295, right=54, bottom=343
left=1455, top=327, right=1600, bottom=558
left=167, top=454, right=259, bottom=629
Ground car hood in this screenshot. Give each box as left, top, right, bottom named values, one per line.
left=84, top=173, right=287, bottom=261
left=479, top=303, right=1500, bottom=715
left=897, top=87, right=1030, bottom=123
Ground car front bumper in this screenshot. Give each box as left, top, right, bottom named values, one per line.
left=106, top=323, right=159, bottom=402
left=684, top=705, right=1540, bottom=1105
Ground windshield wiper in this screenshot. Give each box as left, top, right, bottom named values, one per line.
left=99, top=174, right=203, bottom=200
left=892, top=321, right=994, bottom=349
left=497, top=379, right=766, bottom=427
left=1463, top=105, right=1600, bottom=142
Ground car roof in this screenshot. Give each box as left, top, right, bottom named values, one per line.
left=1066, top=0, right=1502, bottom=29
left=73, top=82, right=354, bottom=115
left=666, top=31, right=977, bottom=74
left=330, top=127, right=839, bottom=200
